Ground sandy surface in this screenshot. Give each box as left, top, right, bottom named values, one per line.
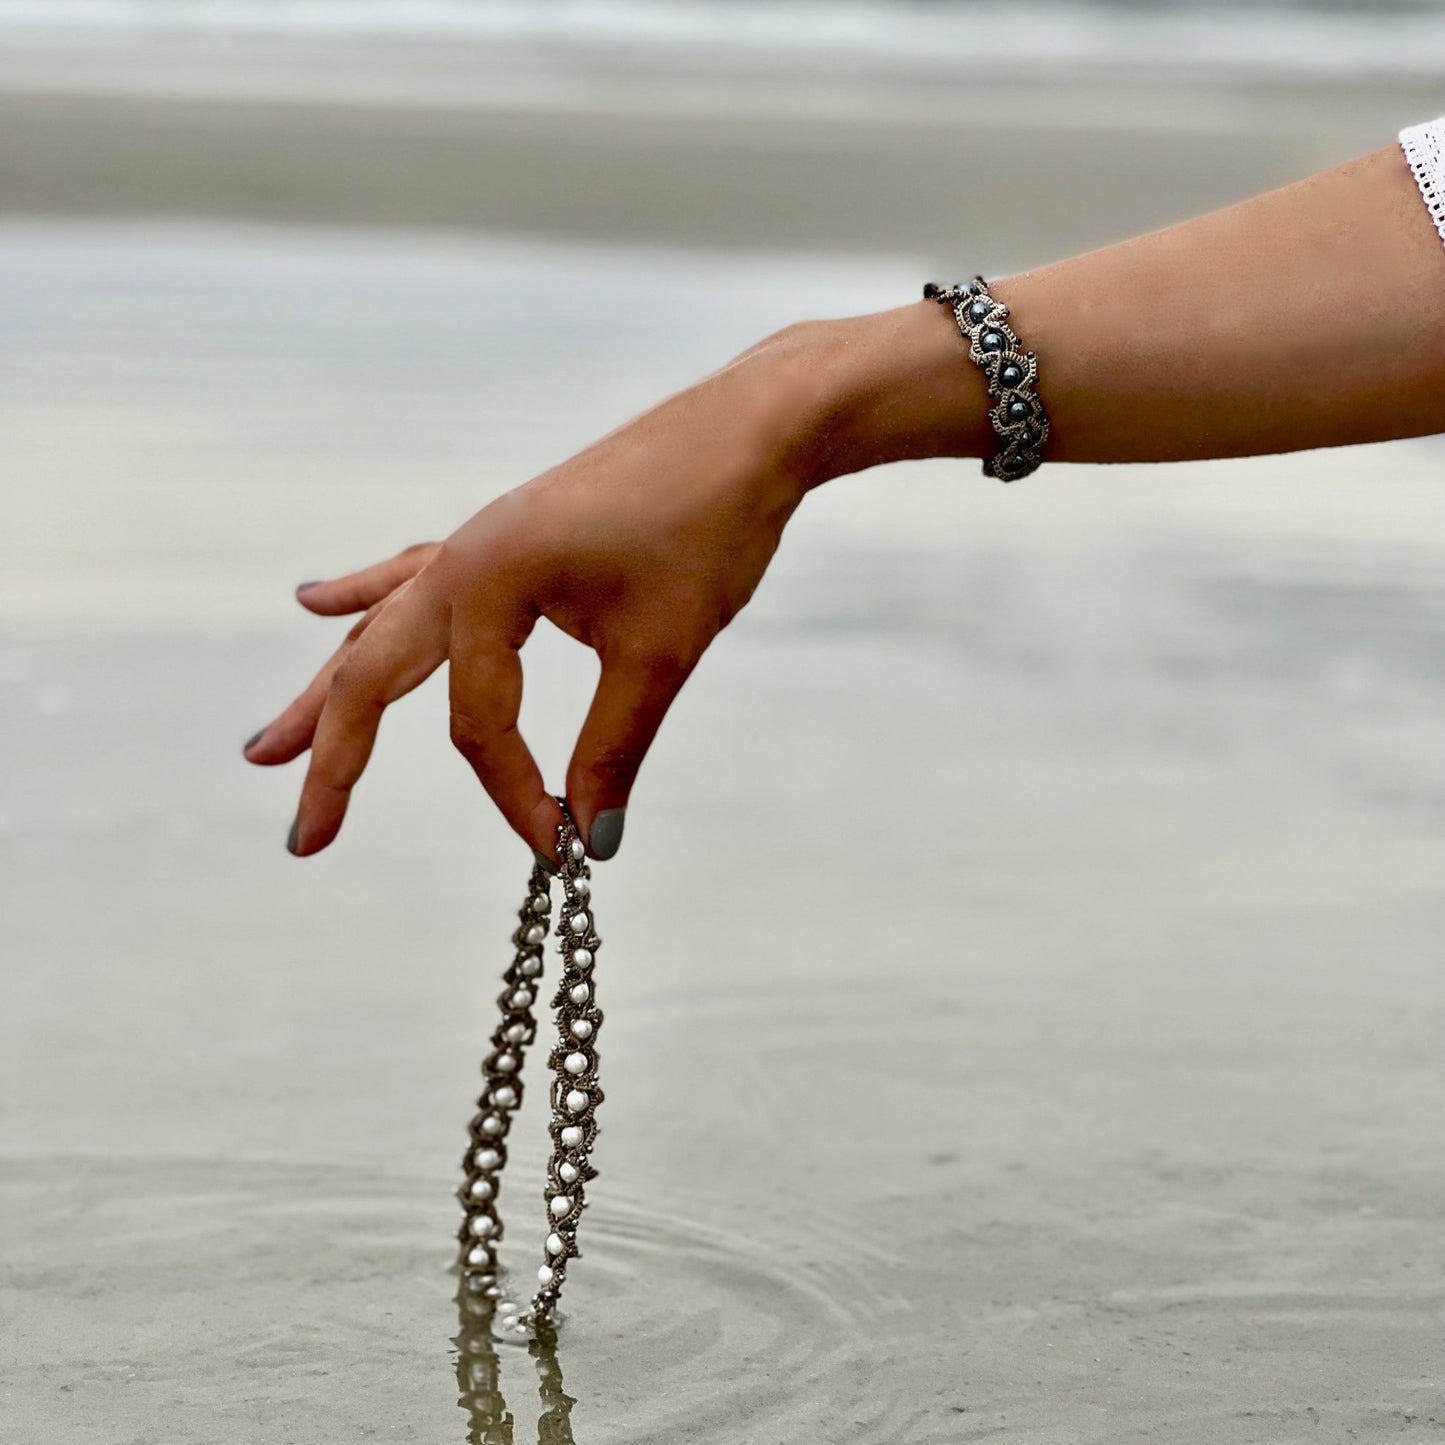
left=3, top=35, right=1445, bottom=1445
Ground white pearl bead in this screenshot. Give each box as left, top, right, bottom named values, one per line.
left=568, top=911, right=589, bottom=935
left=505, top=1023, right=526, bottom=1043
left=480, top=1115, right=504, bottom=1136
left=550, top=1195, right=572, bottom=1219
left=473, top=1148, right=501, bottom=1171
left=558, top=1162, right=578, bottom=1184
left=492, top=1086, right=517, bottom=1109
left=537, top=1265, right=554, bottom=1285
left=570, top=838, right=585, bottom=861
left=569, top=983, right=590, bottom=1005
left=520, top=957, right=542, bottom=977
left=564, top=1052, right=588, bottom=1075
left=467, top=1245, right=490, bottom=1267
left=496, top=1053, right=517, bottom=1071
left=469, top=1178, right=493, bottom=1200
left=546, top=1232, right=565, bottom=1255
left=525, top=923, right=545, bottom=945
left=570, top=1019, right=593, bottom=1040
left=565, top=1088, right=589, bottom=1114
left=468, top=1214, right=495, bottom=1237
left=531, top=893, right=551, bottom=913
left=572, top=948, right=593, bottom=971
left=560, top=1126, right=583, bottom=1148
left=573, top=877, right=590, bottom=899
left=510, top=989, right=533, bottom=1009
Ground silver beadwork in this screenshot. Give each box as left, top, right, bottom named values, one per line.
left=456, top=806, right=603, bottom=1324
left=923, top=275, right=1051, bottom=482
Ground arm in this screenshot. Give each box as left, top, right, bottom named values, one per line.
left=807, top=140, right=1445, bottom=480
left=244, top=137, right=1445, bottom=862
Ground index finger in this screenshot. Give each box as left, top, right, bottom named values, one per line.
left=448, top=613, right=568, bottom=862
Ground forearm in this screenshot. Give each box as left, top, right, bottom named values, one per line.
left=802, top=141, right=1445, bottom=481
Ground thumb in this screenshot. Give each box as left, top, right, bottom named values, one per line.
left=565, top=649, right=693, bottom=860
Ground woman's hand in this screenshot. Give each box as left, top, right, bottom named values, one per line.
left=240, top=319, right=884, bottom=862
left=241, top=135, right=1445, bottom=864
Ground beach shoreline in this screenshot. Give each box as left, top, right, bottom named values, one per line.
left=2, top=30, right=1441, bottom=258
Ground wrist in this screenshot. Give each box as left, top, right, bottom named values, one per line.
left=784, top=302, right=997, bottom=488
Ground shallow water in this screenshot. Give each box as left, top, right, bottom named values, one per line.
left=3, top=221, right=1445, bottom=1442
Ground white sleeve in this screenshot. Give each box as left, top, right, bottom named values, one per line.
left=1399, top=116, right=1445, bottom=249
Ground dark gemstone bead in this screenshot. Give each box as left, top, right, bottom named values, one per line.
left=980, top=331, right=1004, bottom=351
left=1008, top=401, right=1030, bottom=422
left=968, top=301, right=991, bottom=322
left=1001, top=365, right=1023, bottom=387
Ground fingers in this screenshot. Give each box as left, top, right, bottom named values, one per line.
left=243, top=602, right=385, bottom=765
left=295, top=543, right=440, bottom=616
left=449, top=616, right=567, bottom=861
left=289, top=579, right=450, bottom=856
left=565, top=647, right=695, bottom=859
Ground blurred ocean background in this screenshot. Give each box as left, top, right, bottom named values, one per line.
left=3, top=3, right=1445, bottom=1443
left=3, top=0, right=1445, bottom=71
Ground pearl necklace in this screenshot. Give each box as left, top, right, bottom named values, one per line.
left=457, top=809, right=603, bottom=1324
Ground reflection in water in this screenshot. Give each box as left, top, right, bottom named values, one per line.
left=454, top=1276, right=579, bottom=1445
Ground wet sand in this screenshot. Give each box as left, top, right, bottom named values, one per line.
left=3, top=35, right=1445, bottom=1445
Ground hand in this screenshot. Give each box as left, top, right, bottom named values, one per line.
left=241, top=320, right=857, bottom=863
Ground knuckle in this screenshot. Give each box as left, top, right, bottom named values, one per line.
left=589, top=741, right=645, bottom=787
left=329, top=655, right=374, bottom=703
left=448, top=710, right=480, bottom=754
left=765, top=319, right=824, bottom=349
left=429, top=539, right=462, bottom=580
left=645, top=637, right=700, bottom=683
left=330, top=657, right=360, bottom=696
left=344, top=604, right=382, bottom=644
left=615, top=631, right=695, bottom=681
left=449, top=708, right=499, bottom=758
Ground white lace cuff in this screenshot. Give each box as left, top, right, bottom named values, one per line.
left=1400, top=116, right=1445, bottom=249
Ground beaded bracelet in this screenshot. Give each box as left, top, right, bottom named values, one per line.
left=923, top=275, right=1050, bottom=482
left=456, top=804, right=603, bottom=1328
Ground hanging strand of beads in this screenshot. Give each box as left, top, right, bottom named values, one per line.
left=456, top=806, right=603, bottom=1325
left=456, top=865, right=551, bottom=1271
left=535, top=818, right=603, bottom=1315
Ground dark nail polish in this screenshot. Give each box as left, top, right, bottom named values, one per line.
left=532, top=848, right=559, bottom=876
left=296, top=580, right=323, bottom=593
left=287, top=818, right=300, bottom=855
left=244, top=730, right=265, bottom=752
left=589, top=808, right=626, bottom=861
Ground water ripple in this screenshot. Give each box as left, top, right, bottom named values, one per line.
left=461, top=1180, right=925, bottom=1444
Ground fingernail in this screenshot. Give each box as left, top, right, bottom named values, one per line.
left=532, top=848, right=559, bottom=876
left=244, top=729, right=265, bottom=752
left=287, top=818, right=300, bottom=855
left=588, top=809, right=626, bottom=861
left=296, top=580, right=323, bottom=593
